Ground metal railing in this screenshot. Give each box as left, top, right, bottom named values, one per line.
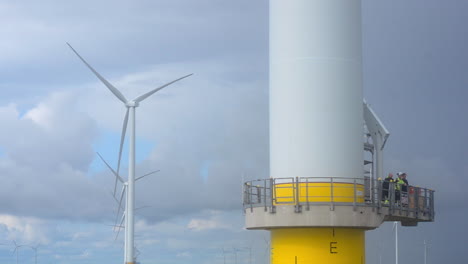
left=243, top=177, right=435, bottom=221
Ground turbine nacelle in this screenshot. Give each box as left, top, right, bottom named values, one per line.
left=126, top=101, right=139, bottom=108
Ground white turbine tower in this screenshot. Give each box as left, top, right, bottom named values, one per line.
left=68, top=43, right=192, bottom=264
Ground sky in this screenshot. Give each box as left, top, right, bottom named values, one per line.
left=0, top=0, right=466, bottom=263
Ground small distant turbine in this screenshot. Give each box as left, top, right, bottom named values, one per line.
left=377, top=240, right=382, bottom=264
left=424, top=240, right=432, bottom=264
left=393, top=222, right=399, bottom=264
left=263, top=236, right=271, bottom=264
left=221, top=247, right=227, bottom=264
left=12, top=241, right=25, bottom=264
left=232, top=247, right=240, bottom=264
left=68, top=43, right=192, bottom=264
left=28, top=245, right=40, bottom=264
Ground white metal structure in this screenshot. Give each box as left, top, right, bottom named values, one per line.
left=269, top=0, right=363, bottom=181
left=364, top=100, right=390, bottom=181
left=68, top=43, right=191, bottom=264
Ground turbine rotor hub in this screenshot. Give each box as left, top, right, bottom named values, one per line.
left=126, top=101, right=139, bottom=107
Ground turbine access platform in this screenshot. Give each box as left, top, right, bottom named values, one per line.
left=243, top=1, right=435, bottom=263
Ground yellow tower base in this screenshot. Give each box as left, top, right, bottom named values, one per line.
left=271, top=228, right=365, bottom=264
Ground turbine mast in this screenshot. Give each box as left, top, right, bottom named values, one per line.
left=126, top=103, right=137, bottom=264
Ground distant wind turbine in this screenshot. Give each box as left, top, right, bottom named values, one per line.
left=263, top=236, right=271, bottom=264
left=29, top=245, right=40, bottom=264
left=239, top=246, right=252, bottom=264
left=221, top=247, right=227, bottom=264
left=393, top=222, right=399, bottom=264
left=424, top=240, right=431, bottom=264
left=233, top=247, right=240, bottom=264
left=68, top=43, right=192, bottom=264
left=376, top=240, right=382, bottom=264
left=12, top=241, right=25, bottom=264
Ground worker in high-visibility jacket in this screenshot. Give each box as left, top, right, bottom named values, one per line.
left=397, top=172, right=408, bottom=206
left=382, top=173, right=394, bottom=204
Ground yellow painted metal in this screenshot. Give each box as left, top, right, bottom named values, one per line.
left=271, top=228, right=365, bottom=264
left=274, top=182, right=365, bottom=204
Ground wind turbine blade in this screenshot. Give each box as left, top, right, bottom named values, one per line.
left=135, top=205, right=151, bottom=211
left=111, top=191, right=119, bottom=205
left=12, top=241, right=18, bottom=253
left=12, top=241, right=21, bottom=254
left=96, top=152, right=125, bottom=184
left=135, top=170, right=160, bottom=181
left=115, top=213, right=126, bottom=241
left=112, top=212, right=120, bottom=233
left=117, top=185, right=126, bottom=212
left=113, top=185, right=126, bottom=231
left=66, top=43, right=128, bottom=104
left=115, top=108, right=129, bottom=196
left=105, top=224, right=124, bottom=228
left=133, top=73, right=193, bottom=103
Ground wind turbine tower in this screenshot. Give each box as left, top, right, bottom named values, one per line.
left=243, top=1, right=435, bottom=263
left=68, top=43, right=191, bottom=264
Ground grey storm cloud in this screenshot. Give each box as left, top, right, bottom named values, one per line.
left=0, top=92, right=113, bottom=221
left=0, top=0, right=268, bottom=103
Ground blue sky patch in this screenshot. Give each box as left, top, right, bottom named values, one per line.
left=89, top=129, right=156, bottom=175
left=200, top=160, right=210, bottom=183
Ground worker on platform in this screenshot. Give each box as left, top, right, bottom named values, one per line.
left=382, top=173, right=394, bottom=204
left=397, top=172, right=409, bottom=206
left=401, top=172, right=409, bottom=189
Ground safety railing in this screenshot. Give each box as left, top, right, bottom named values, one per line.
left=243, top=177, right=435, bottom=221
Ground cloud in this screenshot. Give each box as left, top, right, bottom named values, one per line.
left=0, top=214, right=51, bottom=244
left=0, top=91, right=97, bottom=171
left=0, top=0, right=268, bottom=105
left=0, top=91, right=112, bottom=221
left=176, top=251, right=192, bottom=258
left=187, top=214, right=230, bottom=232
